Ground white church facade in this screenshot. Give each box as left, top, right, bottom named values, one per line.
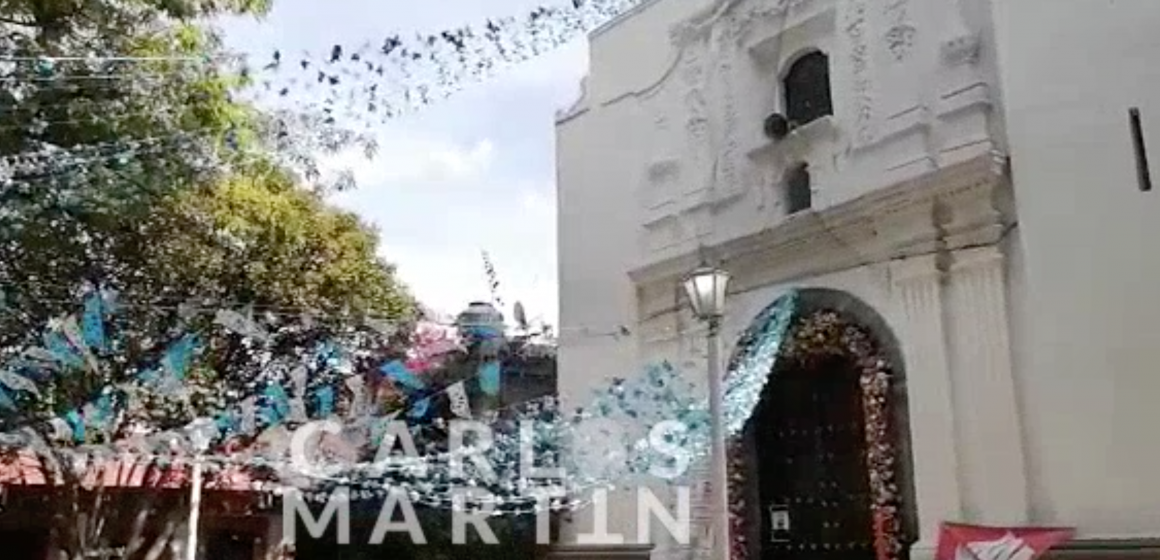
left=554, top=0, right=1160, bottom=560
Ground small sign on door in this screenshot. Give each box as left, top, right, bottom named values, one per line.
left=768, top=504, right=791, bottom=542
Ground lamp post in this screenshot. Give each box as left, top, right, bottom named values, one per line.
left=185, top=418, right=218, bottom=560
left=682, top=263, right=732, bottom=560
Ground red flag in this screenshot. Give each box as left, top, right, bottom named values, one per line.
left=936, top=522, right=1075, bottom=560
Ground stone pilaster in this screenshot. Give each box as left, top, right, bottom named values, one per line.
left=890, top=254, right=962, bottom=547
left=946, top=245, right=1029, bottom=524
left=684, top=458, right=713, bottom=559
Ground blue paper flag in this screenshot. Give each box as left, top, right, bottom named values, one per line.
left=12, top=360, right=52, bottom=383
left=464, top=324, right=502, bottom=340
left=370, top=415, right=396, bottom=448
left=161, top=335, right=198, bottom=379
left=214, top=413, right=237, bottom=435
left=380, top=360, right=425, bottom=391
left=65, top=409, right=85, bottom=442
left=260, top=384, right=290, bottom=426
left=43, top=331, right=83, bottom=369
left=408, top=397, right=430, bottom=418
left=316, top=341, right=345, bottom=368
left=478, top=361, right=501, bottom=396
left=91, top=392, right=114, bottom=428
left=0, top=387, right=15, bottom=411
left=314, top=385, right=335, bottom=418
left=81, top=293, right=107, bottom=352
left=137, top=367, right=159, bottom=385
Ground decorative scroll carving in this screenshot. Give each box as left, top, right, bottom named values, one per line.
left=882, top=0, right=915, bottom=61
left=941, top=34, right=979, bottom=66
left=940, top=0, right=980, bottom=66
left=712, top=22, right=740, bottom=197
left=743, top=163, right=779, bottom=211
left=845, top=0, right=874, bottom=144
left=727, top=0, right=812, bottom=47
left=884, top=24, right=917, bottom=61
left=673, top=21, right=744, bottom=201
left=670, top=0, right=813, bottom=49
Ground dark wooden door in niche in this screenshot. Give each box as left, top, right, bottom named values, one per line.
left=203, top=529, right=256, bottom=560
left=754, top=355, right=875, bottom=560
left=0, top=529, right=49, bottom=560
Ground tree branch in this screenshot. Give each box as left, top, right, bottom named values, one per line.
left=160, top=509, right=184, bottom=560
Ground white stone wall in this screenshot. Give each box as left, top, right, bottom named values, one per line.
left=989, top=0, right=1160, bottom=538
left=557, top=0, right=1160, bottom=554
left=557, top=0, right=1003, bottom=550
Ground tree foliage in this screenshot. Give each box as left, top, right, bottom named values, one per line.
left=0, top=1, right=414, bottom=558
left=146, top=173, right=413, bottom=319
left=0, top=0, right=411, bottom=346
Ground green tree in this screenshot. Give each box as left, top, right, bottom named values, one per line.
left=0, top=0, right=383, bottom=345
left=0, top=2, right=410, bottom=558
left=146, top=171, right=413, bottom=319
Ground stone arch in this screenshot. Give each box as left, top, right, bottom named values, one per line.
left=723, top=288, right=917, bottom=560
left=777, top=46, right=828, bottom=82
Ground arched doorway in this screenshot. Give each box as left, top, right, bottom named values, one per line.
left=725, top=289, right=916, bottom=560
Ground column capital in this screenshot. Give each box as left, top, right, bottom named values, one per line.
left=948, top=245, right=1004, bottom=274
left=890, top=254, right=944, bottom=287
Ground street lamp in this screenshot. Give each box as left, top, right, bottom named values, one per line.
left=185, top=418, right=218, bottom=560
left=682, top=263, right=732, bottom=560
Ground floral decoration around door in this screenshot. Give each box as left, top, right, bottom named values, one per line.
left=724, top=307, right=903, bottom=560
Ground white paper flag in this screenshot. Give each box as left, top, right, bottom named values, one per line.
left=47, top=418, right=72, bottom=441
left=345, top=376, right=367, bottom=418
left=364, top=318, right=397, bottom=338
left=447, top=381, right=472, bottom=418
left=177, top=300, right=198, bottom=321
left=289, top=365, right=309, bottom=396
left=60, top=316, right=99, bottom=372
left=287, top=397, right=309, bottom=424
left=213, top=309, right=269, bottom=342
left=257, top=425, right=291, bottom=459
left=22, top=348, right=60, bottom=368
left=0, top=370, right=39, bottom=397
left=240, top=396, right=257, bottom=435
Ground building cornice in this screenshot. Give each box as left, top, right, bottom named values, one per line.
left=589, top=0, right=669, bottom=39
left=627, top=152, right=1013, bottom=294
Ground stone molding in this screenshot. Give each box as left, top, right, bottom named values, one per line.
left=944, top=243, right=1029, bottom=523
left=889, top=253, right=963, bottom=541
left=629, top=151, right=1013, bottom=302
left=1046, top=540, right=1160, bottom=560
left=544, top=544, right=657, bottom=560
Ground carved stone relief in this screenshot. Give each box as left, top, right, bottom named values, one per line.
left=674, top=21, right=745, bottom=202
left=727, top=0, right=812, bottom=47
left=882, top=0, right=916, bottom=62
left=845, top=0, right=875, bottom=145
left=683, top=89, right=715, bottom=201
left=744, top=161, right=780, bottom=213
left=641, top=116, right=678, bottom=213
left=671, top=0, right=813, bottom=50
left=884, top=24, right=917, bottom=61
left=940, top=0, right=980, bottom=67
left=711, top=20, right=741, bottom=199
left=685, top=89, right=710, bottom=144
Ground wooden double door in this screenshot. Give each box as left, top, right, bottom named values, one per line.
left=753, top=356, right=876, bottom=560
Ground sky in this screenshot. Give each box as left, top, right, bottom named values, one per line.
left=219, top=0, right=590, bottom=328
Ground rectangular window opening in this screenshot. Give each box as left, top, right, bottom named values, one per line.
left=1129, top=107, right=1152, bottom=192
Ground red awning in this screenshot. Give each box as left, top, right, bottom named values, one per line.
left=0, top=450, right=257, bottom=491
